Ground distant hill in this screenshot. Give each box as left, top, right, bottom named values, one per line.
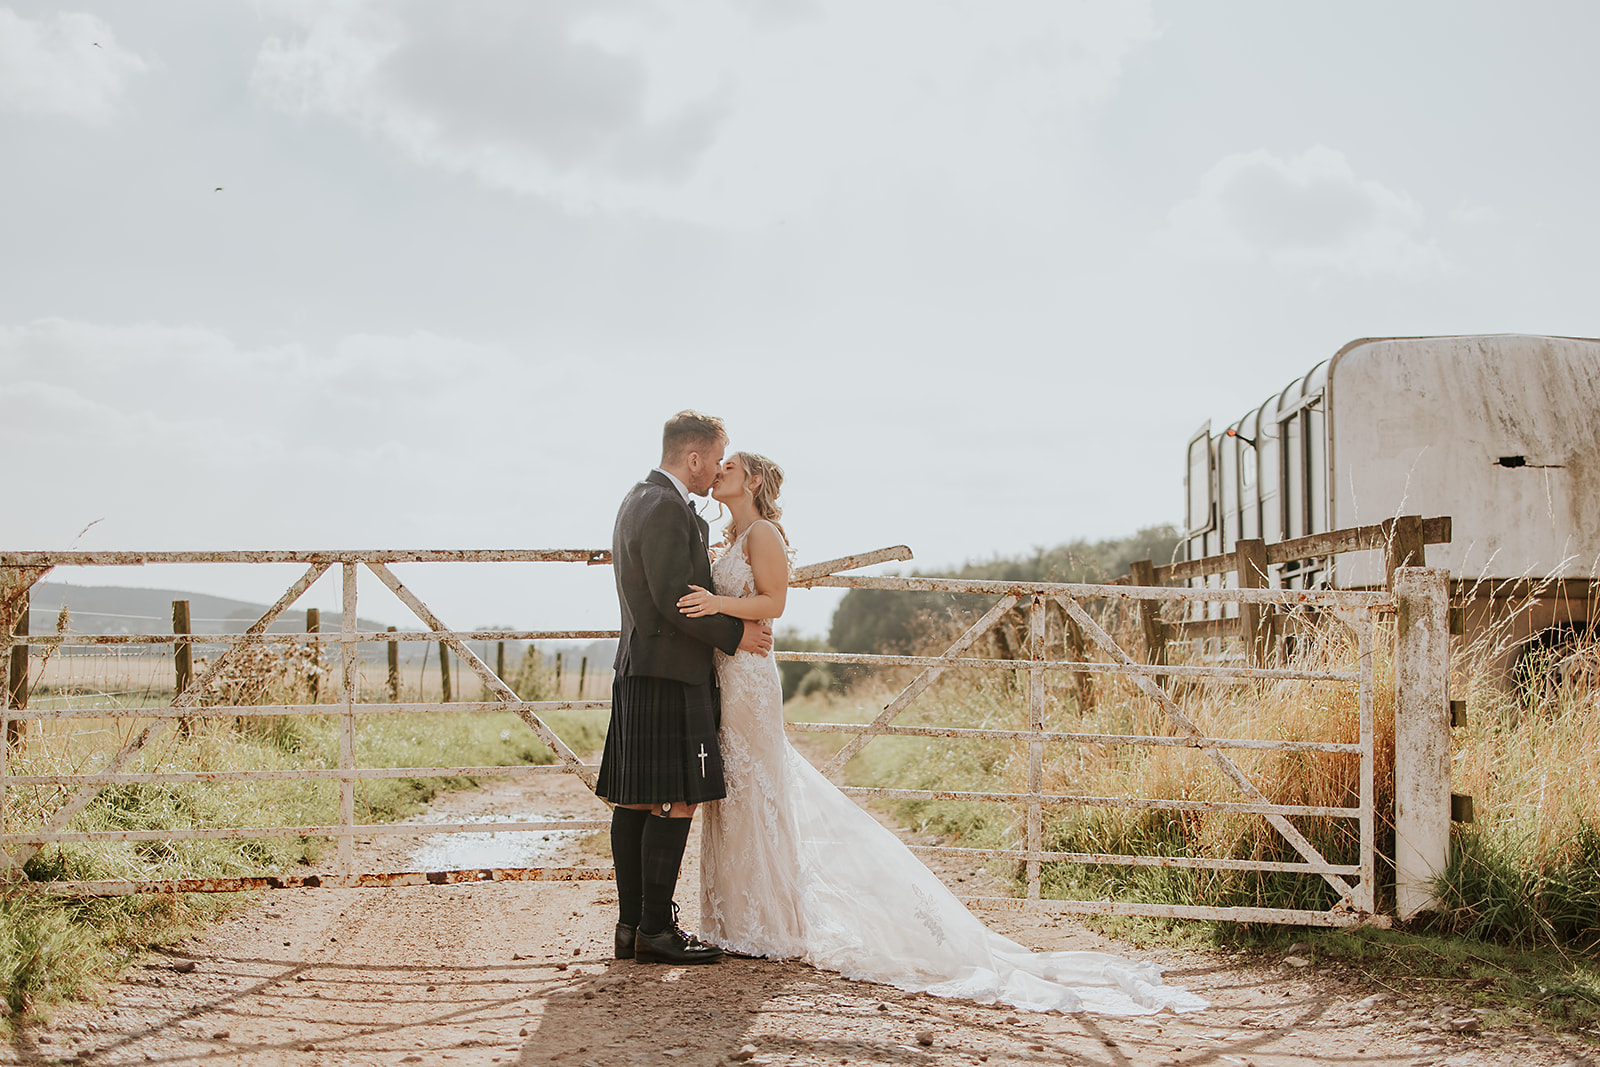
left=18, top=583, right=616, bottom=668
left=24, top=582, right=392, bottom=637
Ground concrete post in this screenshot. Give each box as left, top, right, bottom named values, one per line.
left=1393, top=566, right=1451, bottom=920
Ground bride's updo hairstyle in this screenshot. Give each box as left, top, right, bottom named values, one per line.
left=725, top=451, right=788, bottom=547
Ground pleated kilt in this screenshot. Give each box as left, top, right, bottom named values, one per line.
left=595, top=675, right=727, bottom=806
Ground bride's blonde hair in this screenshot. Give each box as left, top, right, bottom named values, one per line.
left=723, top=451, right=788, bottom=547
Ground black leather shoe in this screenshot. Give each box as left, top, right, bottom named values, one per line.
left=633, top=926, right=724, bottom=965
left=614, top=922, right=637, bottom=960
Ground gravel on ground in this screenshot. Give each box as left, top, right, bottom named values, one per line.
left=7, top=770, right=1595, bottom=1066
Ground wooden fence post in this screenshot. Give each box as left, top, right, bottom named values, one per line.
left=172, top=599, right=193, bottom=737
left=1385, top=515, right=1427, bottom=588
left=1234, top=539, right=1272, bottom=666
left=555, top=653, right=564, bottom=695
left=387, top=627, right=400, bottom=702
left=439, top=641, right=452, bottom=702
left=1393, top=566, right=1452, bottom=920
left=1127, top=559, right=1166, bottom=667
left=1063, top=611, right=1094, bottom=711
left=496, top=641, right=506, bottom=685
left=6, top=590, right=29, bottom=750
left=578, top=656, right=588, bottom=699
left=305, top=608, right=321, bottom=704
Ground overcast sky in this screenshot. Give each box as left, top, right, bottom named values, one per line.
left=4, top=1, right=1598, bottom=638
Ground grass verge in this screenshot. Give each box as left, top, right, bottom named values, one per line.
left=1, top=705, right=606, bottom=1025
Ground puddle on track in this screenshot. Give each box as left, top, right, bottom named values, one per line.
left=407, top=809, right=584, bottom=869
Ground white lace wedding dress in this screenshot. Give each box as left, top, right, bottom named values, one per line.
left=697, top=529, right=1207, bottom=1015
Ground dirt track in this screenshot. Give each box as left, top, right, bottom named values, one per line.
left=6, top=770, right=1595, bottom=1067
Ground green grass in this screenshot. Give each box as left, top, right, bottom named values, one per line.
left=0, top=705, right=606, bottom=1023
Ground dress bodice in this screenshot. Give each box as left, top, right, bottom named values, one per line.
left=711, top=527, right=759, bottom=603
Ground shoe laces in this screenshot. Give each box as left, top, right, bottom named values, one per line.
left=669, top=902, right=707, bottom=946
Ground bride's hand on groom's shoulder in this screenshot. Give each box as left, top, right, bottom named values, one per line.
left=679, top=585, right=720, bottom=617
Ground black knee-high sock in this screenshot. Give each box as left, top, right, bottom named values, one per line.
left=638, top=814, right=693, bottom=936
left=610, top=807, right=650, bottom=927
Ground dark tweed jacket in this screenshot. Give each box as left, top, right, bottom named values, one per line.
left=611, top=470, right=743, bottom=685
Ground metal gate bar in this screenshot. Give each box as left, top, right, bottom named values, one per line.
left=4, top=545, right=1417, bottom=926
left=784, top=572, right=1392, bottom=926
left=1, top=546, right=909, bottom=896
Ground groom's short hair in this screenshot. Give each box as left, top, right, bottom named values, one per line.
left=661, top=410, right=727, bottom=464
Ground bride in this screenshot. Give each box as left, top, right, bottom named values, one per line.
left=675, top=452, right=1206, bottom=1015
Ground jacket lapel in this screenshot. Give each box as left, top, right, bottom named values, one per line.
left=646, top=469, right=705, bottom=547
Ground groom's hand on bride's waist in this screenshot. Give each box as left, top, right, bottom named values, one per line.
left=738, top=620, right=774, bottom=657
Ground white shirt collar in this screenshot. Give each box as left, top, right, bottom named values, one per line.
left=653, top=467, right=692, bottom=503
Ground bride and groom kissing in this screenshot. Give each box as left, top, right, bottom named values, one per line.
left=595, top=410, right=1207, bottom=1014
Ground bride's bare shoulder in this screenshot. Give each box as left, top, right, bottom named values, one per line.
left=745, top=520, right=788, bottom=559
left=747, top=519, right=786, bottom=545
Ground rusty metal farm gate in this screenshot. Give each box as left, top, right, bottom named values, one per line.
left=1, top=547, right=1452, bottom=926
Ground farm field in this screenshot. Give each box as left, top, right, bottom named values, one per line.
left=19, top=649, right=615, bottom=711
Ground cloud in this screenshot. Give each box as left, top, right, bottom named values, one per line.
left=0, top=318, right=516, bottom=443
left=0, top=7, right=149, bottom=121
left=0, top=317, right=634, bottom=628
left=1450, top=197, right=1498, bottom=225
left=1166, top=145, right=1446, bottom=278
left=252, top=2, right=730, bottom=202
left=250, top=0, right=1156, bottom=223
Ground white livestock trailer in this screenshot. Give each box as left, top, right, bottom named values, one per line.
left=1184, top=334, right=1600, bottom=666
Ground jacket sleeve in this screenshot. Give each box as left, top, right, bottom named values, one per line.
left=637, top=496, right=745, bottom=656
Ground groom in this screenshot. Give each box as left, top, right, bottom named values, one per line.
left=597, top=410, right=773, bottom=965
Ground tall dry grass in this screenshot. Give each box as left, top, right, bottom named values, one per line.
left=1432, top=586, right=1600, bottom=947
left=810, top=599, right=1388, bottom=914
left=819, top=590, right=1600, bottom=944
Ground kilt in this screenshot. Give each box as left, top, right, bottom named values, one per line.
left=595, top=675, right=727, bottom=806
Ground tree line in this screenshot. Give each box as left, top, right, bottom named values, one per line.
left=778, top=525, right=1182, bottom=698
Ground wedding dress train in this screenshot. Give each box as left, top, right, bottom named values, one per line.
left=697, top=530, right=1207, bottom=1015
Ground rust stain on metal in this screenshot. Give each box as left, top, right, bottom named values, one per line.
left=790, top=545, right=914, bottom=585
left=834, top=785, right=1357, bottom=819
left=16, top=867, right=617, bottom=897
left=786, top=720, right=1361, bottom=753
left=6, top=764, right=602, bottom=787
left=10, top=699, right=614, bottom=724
left=2, top=550, right=615, bottom=566
left=5, top=819, right=610, bottom=846
left=774, top=649, right=1356, bottom=683
left=803, top=572, right=1391, bottom=608
left=958, top=896, right=1364, bottom=928
left=906, top=842, right=1361, bottom=875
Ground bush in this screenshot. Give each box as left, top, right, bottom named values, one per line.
left=796, top=666, right=834, bottom=698
left=777, top=629, right=832, bottom=701
left=827, top=526, right=1181, bottom=656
